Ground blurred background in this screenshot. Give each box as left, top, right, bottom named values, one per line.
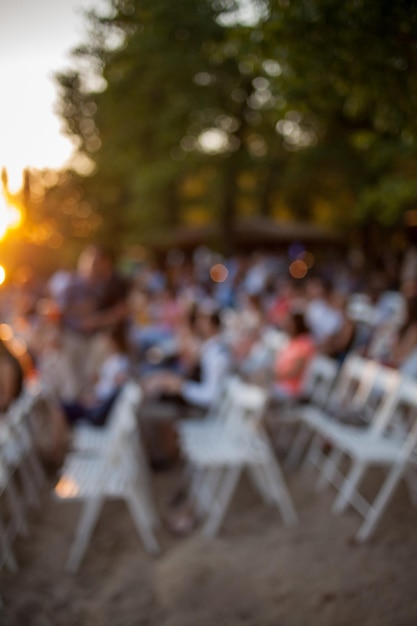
left=0, top=0, right=417, bottom=281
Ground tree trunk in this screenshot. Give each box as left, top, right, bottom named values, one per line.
left=165, top=181, right=180, bottom=228
left=220, top=162, right=238, bottom=255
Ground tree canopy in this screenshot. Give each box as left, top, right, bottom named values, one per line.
left=51, top=0, right=417, bottom=253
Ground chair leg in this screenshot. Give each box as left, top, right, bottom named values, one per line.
left=262, top=458, right=298, bottom=526
left=247, top=466, right=274, bottom=506
left=134, top=472, right=160, bottom=529
left=356, top=463, right=406, bottom=543
left=189, top=466, right=211, bottom=513
left=17, top=460, right=40, bottom=510
left=316, top=448, right=344, bottom=492
left=202, top=466, right=241, bottom=538
left=332, top=461, right=366, bottom=515
left=0, top=515, right=17, bottom=572
left=405, top=467, right=417, bottom=507
left=66, top=496, right=104, bottom=574
left=27, top=448, right=46, bottom=493
left=284, top=424, right=311, bottom=469
left=301, top=433, right=324, bottom=473
left=126, top=488, right=160, bottom=556
left=5, top=480, right=29, bottom=538
left=197, top=467, right=225, bottom=514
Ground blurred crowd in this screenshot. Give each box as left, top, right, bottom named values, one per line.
left=1, top=242, right=417, bottom=462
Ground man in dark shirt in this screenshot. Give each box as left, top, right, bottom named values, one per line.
left=60, top=245, right=130, bottom=399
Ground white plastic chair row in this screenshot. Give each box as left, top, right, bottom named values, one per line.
left=0, top=389, right=46, bottom=575
left=178, top=377, right=297, bottom=537
left=265, top=353, right=339, bottom=467
left=283, top=354, right=381, bottom=468
left=53, top=380, right=160, bottom=573
left=288, top=356, right=417, bottom=540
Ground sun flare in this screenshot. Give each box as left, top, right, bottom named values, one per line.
left=0, top=191, right=22, bottom=241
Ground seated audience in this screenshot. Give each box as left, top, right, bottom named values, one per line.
left=320, top=292, right=357, bottom=363
left=143, top=304, right=231, bottom=411
left=61, top=325, right=131, bottom=427
left=272, top=311, right=316, bottom=401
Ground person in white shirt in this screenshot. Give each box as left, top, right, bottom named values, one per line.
left=142, top=304, right=231, bottom=411
left=305, top=277, right=343, bottom=344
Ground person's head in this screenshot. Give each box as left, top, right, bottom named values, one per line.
left=406, top=296, right=417, bottom=324
left=331, top=291, right=348, bottom=313
left=77, top=245, right=99, bottom=281
left=285, top=311, right=310, bottom=338
left=107, top=324, right=129, bottom=354
left=306, top=276, right=332, bottom=301
left=77, top=245, right=116, bottom=283
left=93, top=246, right=116, bottom=281
left=195, top=305, right=222, bottom=339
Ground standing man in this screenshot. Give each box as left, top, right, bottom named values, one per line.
left=59, top=245, right=130, bottom=399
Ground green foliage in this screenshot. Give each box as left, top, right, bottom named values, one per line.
left=53, top=0, right=417, bottom=252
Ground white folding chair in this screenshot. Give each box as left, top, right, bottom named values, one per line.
left=180, top=378, right=297, bottom=537
left=234, top=327, right=290, bottom=384
left=72, top=381, right=160, bottom=531
left=0, top=387, right=50, bottom=580
left=268, top=354, right=339, bottom=467
left=0, top=450, right=19, bottom=574
left=4, top=393, right=46, bottom=510
left=284, top=354, right=384, bottom=468
left=53, top=381, right=159, bottom=573
left=176, top=375, right=241, bottom=446
left=308, top=374, right=417, bottom=541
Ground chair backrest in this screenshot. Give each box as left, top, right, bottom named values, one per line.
left=300, top=354, right=339, bottom=408
left=102, top=380, right=143, bottom=474
left=221, top=378, right=269, bottom=436
left=375, top=375, right=417, bottom=460
left=0, top=422, right=12, bottom=493
left=327, top=354, right=380, bottom=413
left=347, top=293, right=376, bottom=326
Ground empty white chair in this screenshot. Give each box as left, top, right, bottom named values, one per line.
left=54, top=380, right=159, bottom=573
left=273, top=352, right=340, bottom=422
left=309, top=374, right=417, bottom=541
left=284, top=355, right=385, bottom=468
left=180, top=378, right=297, bottom=537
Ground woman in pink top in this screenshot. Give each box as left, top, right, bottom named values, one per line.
left=273, top=311, right=316, bottom=399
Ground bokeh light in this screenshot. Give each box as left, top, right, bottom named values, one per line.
left=298, top=251, right=315, bottom=269
left=288, top=242, right=305, bottom=260
left=0, top=323, right=12, bottom=340
left=289, top=259, right=308, bottom=279
left=210, top=263, right=229, bottom=283
left=10, top=337, right=27, bottom=357
left=0, top=191, right=22, bottom=240
left=55, top=476, right=79, bottom=498
left=0, top=265, right=5, bottom=285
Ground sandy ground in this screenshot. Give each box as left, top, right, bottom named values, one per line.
left=1, top=461, right=417, bottom=626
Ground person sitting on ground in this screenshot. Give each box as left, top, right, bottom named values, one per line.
left=61, top=325, right=131, bottom=427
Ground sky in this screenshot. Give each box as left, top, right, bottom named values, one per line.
left=0, top=0, right=106, bottom=191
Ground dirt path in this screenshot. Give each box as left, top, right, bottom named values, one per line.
left=1, top=468, right=417, bottom=626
